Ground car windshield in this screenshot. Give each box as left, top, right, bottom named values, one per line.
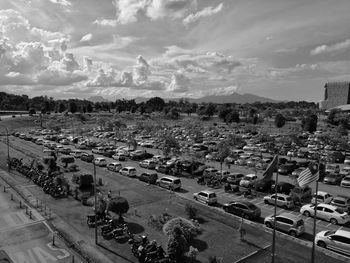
left=296, top=220, right=304, bottom=227
left=335, top=208, right=345, bottom=214
left=324, top=230, right=336, bottom=236
left=247, top=203, right=257, bottom=210
left=326, top=174, right=336, bottom=178
left=333, top=199, right=345, bottom=205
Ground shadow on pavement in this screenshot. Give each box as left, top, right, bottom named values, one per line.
left=127, top=222, right=145, bottom=234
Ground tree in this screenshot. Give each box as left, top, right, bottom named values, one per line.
left=146, top=97, right=165, bottom=112
left=28, top=108, right=36, bottom=115
left=226, top=110, right=240, bottom=124
left=163, top=217, right=200, bottom=243
left=58, top=102, right=66, bottom=113
left=216, top=141, right=231, bottom=176
left=301, top=114, right=317, bottom=133
left=204, top=103, right=216, bottom=118
left=107, top=196, right=129, bottom=221
left=86, top=103, right=93, bottom=113
left=162, top=134, right=181, bottom=157
left=60, top=156, right=75, bottom=168
left=69, top=101, right=78, bottom=113
left=274, top=113, right=286, bottom=128
left=166, top=226, right=188, bottom=262
left=95, top=194, right=107, bottom=216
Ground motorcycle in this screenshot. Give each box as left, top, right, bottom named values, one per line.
left=224, top=183, right=239, bottom=193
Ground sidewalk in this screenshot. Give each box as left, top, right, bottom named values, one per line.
left=0, top=169, right=131, bottom=263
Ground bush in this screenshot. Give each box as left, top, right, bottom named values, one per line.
left=148, top=213, right=172, bottom=231
left=185, top=203, right=197, bottom=219
left=163, top=217, right=201, bottom=243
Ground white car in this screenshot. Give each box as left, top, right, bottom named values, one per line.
left=316, top=229, right=350, bottom=256
left=239, top=174, right=258, bottom=188
left=193, top=190, right=217, bottom=205
left=311, top=191, right=333, bottom=204
left=263, top=193, right=294, bottom=209
left=300, top=203, right=349, bottom=225
left=341, top=176, right=350, bottom=188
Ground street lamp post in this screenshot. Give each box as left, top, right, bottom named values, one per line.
left=0, top=125, right=10, bottom=171
left=93, top=162, right=98, bottom=245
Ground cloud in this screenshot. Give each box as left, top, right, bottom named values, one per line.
left=167, top=70, right=190, bottom=92
left=80, top=33, right=93, bottom=42
left=84, top=56, right=93, bottom=72
left=49, top=0, right=72, bottom=6
left=92, top=18, right=118, bottom=27
left=86, top=55, right=166, bottom=90
left=113, top=0, right=149, bottom=24
left=36, top=67, right=87, bottom=86
left=146, top=0, right=197, bottom=20
left=208, top=85, right=241, bottom=96
left=183, top=3, right=223, bottom=25
left=311, top=39, right=350, bottom=55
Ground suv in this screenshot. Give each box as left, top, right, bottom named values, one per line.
left=138, top=172, right=158, bottom=184
left=316, top=229, right=350, bottom=256
left=331, top=195, right=350, bottom=213
left=226, top=173, right=244, bottom=185
left=80, top=153, right=94, bottom=163
left=312, top=191, right=333, bottom=204
left=107, top=162, right=122, bottom=172
left=264, top=212, right=305, bottom=237
left=93, top=157, right=107, bottom=167
left=156, top=176, right=181, bottom=191
left=139, top=159, right=156, bottom=169
left=193, top=190, right=217, bottom=205
left=120, top=167, right=137, bottom=177
left=264, top=193, right=294, bottom=209
left=239, top=174, right=258, bottom=188
left=290, top=186, right=312, bottom=203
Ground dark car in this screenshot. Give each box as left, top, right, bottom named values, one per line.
left=278, top=164, right=295, bottom=175
left=155, top=164, right=171, bottom=174
left=296, top=160, right=309, bottom=168
left=323, top=173, right=342, bottom=185
left=0, top=250, right=14, bottom=263
left=80, top=153, right=94, bottom=163
left=271, top=182, right=295, bottom=195
left=254, top=179, right=275, bottom=193
left=102, top=150, right=115, bottom=158
left=138, top=172, right=158, bottom=184
left=223, top=200, right=261, bottom=220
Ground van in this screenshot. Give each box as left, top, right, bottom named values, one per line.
left=70, top=149, right=83, bottom=158
left=156, top=176, right=181, bottom=191
left=120, top=167, right=137, bottom=177
left=316, top=229, right=350, bottom=256
left=264, top=212, right=305, bottom=237
left=107, top=162, right=122, bottom=172
left=93, top=157, right=107, bottom=167
left=193, top=190, right=217, bottom=205
left=239, top=174, right=258, bottom=188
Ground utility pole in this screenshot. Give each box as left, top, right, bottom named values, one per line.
left=94, top=163, right=98, bottom=245
left=0, top=125, right=10, bottom=171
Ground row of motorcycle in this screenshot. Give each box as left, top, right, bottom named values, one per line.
left=86, top=212, right=174, bottom=263
left=8, top=157, right=68, bottom=199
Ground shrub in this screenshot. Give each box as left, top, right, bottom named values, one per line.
left=187, top=246, right=199, bottom=262
left=185, top=203, right=197, bottom=219
left=163, top=217, right=201, bottom=243
left=148, top=213, right=172, bottom=231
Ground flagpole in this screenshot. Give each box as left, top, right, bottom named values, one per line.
left=271, top=154, right=278, bottom=263
left=311, top=160, right=320, bottom=263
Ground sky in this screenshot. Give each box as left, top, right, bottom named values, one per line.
left=1, top=0, right=350, bottom=102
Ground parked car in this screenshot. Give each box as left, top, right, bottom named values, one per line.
left=139, top=159, right=156, bottom=169
left=341, top=176, right=350, bottom=188
left=70, top=150, right=83, bottom=158
left=271, top=182, right=295, bottom=195
left=93, top=157, right=107, bottom=167
left=325, top=164, right=340, bottom=174
left=226, top=173, right=245, bottom=185
left=263, top=193, right=294, bottom=209
left=311, top=191, right=333, bottom=204
left=107, top=162, right=122, bottom=172
left=278, top=164, right=295, bottom=175
left=112, top=152, right=127, bottom=161
left=239, top=174, right=258, bottom=188
left=340, top=167, right=350, bottom=177
left=223, top=200, right=261, bottom=220
left=156, top=176, right=181, bottom=191
left=316, top=229, right=350, bottom=256
left=254, top=179, right=275, bottom=193
left=80, top=153, right=94, bottom=163
left=331, top=195, right=350, bottom=213
left=193, top=190, right=217, bottom=205
left=323, top=173, right=342, bottom=185
left=138, top=172, right=158, bottom=184
left=264, top=212, right=305, bottom=237
left=92, top=147, right=105, bottom=154
left=155, top=164, right=171, bottom=174
left=291, top=168, right=304, bottom=178
left=120, top=166, right=137, bottom=177
left=300, top=203, right=349, bottom=225
left=59, top=147, right=72, bottom=155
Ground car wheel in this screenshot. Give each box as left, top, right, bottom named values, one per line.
left=264, top=200, right=269, bottom=204
left=303, top=211, right=311, bottom=217
left=289, top=230, right=297, bottom=237
left=265, top=222, right=272, bottom=228
left=283, top=205, right=288, bottom=210
left=317, top=241, right=326, bottom=248
left=194, top=196, right=197, bottom=201
left=330, top=218, right=338, bottom=225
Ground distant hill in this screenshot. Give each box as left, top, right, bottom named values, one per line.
left=87, top=96, right=108, bottom=103
left=134, top=92, right=278, bottom=104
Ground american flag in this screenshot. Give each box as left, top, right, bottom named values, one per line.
left=297, top=162, right=319, bottom=188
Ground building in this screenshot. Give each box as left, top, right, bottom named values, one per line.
left=320, top=82, right=350, bottom=110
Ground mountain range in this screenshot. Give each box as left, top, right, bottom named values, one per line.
left=89, top=92, right=279, bottom=104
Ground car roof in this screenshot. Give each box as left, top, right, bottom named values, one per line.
left=333, top=195, right=350, bottom=200
left=124, top=166, right=136, bottom=169
left=334, top=229, right=350, bottom=238
left=199, top=190, right=215, bottom=194
left=315, top=191, right=330, bottom=196
left=277, top=212, right=302, bottom=220
left=160, top=175, right=180, bottom=180
left=230, top=200, right=255, bottom=206
left=245, top=174, right=256, bottom=177
left=271, top=193, right=290, bottom=198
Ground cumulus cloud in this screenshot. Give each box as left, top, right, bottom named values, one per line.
left=183, top=3, right=223, bottom=25
left=84, top=56, right=93, bottom=72
left=207, top=85, right=241, bottom=96
left=93, top=18, right=118, bottom=27
left=112, top=0, right=197, bottom=24
left=80, top=33, right=93, bottom=42
left=167, top=70, right=190, bottom=93
left=86, top=55, right=165, bottom=90
left=311, top=39, right=350, bottom=55
left=49, top=0, right=72, bottom=6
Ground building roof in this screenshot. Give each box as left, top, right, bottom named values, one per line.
left=325, top=104, right=350, bottom=113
